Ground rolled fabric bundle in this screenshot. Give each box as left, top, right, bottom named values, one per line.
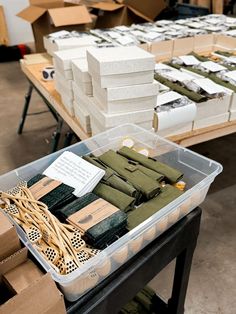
left=27, top=174, right=76, bottom=212
left=93, top=183, right=135, bottom=212
left=154, top=73, right=207, bottom=103
left=83, top=155, right=139, bottom=199
left=118, top=146, right=183, bottom=184
left=98, top=150, right=161, bottom=200
left=127, top=185, right=183, bottom=230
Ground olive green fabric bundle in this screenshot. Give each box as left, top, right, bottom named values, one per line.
left=93, top=183, right=135, bottom=212
left=98, top=150, right=161, bottom=200
left=154, top=73, right=207, bottom=103
left=167, top=60, right=236, bottom=93
left=118, top=146, right=183, bottom=184
left=83, top=154, right=139, bottom=200
left=127, top=185, right=183, bottom=230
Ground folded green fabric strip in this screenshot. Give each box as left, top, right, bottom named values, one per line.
left=98, top=150, right=161, bottom=200
left=154, top=73, right=207, bottom=103
left=93, top=183, right=135, bottom=212
left=118, top=146, right=183, bottom=184
left=83, top=155, right=139, bottom=199
left=127, top=185, right=183, bottom=230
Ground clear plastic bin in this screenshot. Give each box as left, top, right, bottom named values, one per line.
left=0, top=124, right=222, bottom=301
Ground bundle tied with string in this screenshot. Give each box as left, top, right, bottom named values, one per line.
left=0, top=183, right=102, bottom=276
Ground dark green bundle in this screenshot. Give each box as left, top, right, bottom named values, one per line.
left=127, top=185, right=183, bottom=230
left=27, top=174, right=76, bottom=212
left=54, top=192, right=98, bottom=221
left=120, top=286, right=158, bottom=314
left=98, top=150, right=161, bottom=200
left=57, top=193, right=128, bottom=249
left=118, top=146, right=183, bottom=184
left=83, top=154, right=140, bottom=202
left=154, top=73, right=207, bottom=103
left=93, top=183, right=135, bottom=212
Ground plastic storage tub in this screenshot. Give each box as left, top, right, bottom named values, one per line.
left=0, top=124, right=222, bottom=301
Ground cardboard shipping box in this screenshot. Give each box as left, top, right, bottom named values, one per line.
left=0, top=248, right=66, bottom=314
left=89, top=0, right=166, bottom=29
left=0, top=212, right=21, bottom=262
left=17, top=0, right=93, bottom=52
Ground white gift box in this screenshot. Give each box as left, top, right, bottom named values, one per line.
left=229, top=109, right=236, bottom=121
left=60, top=92, right=74, bottom=117
left=157, top=122, right=193, bottom=137
left=87, top=97, right=154, bottom=129
left=54, top=47, right=88, bottom=71
left=73, top=100, right=91, bottom=134
left=92, top=80, right=158, bottom=113
left=54, top=72, right=73, bottom=99
left=72, top=59, right=93, bottom=96
left=87, top=46, right=155, bottom=76
left=193, top=112, right=230, bottom=129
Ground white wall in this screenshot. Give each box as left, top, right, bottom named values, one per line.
left=0, top=0, right=34, bottom=45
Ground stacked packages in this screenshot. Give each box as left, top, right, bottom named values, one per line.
left=86, top=46, right=159, bottom=134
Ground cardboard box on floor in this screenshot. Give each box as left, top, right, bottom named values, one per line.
left=17, top=0, right=93, bottom=52
left=89, top=0, right=166, bottom=28
left=0, top=247, right=66, bottom=314
left=0, top=212, right=21, bottom=262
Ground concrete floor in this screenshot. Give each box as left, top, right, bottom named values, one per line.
left=0, top=62, right=236, bottom=313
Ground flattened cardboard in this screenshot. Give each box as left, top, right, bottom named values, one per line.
left=48, top=5, right=92, bottom=27
left=124, top=0, right=166, bottom=21
left=0, top=212, right=21, bottom=262
left=3, top=260, right=43, bottom=294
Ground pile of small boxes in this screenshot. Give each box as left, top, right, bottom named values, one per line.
left=53, top=46, right=159, bottom=135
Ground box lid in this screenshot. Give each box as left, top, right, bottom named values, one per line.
left=124, top=0, right=166, bottom=21
left=17, top=6, right=47, bottom=23
left=48, top=5, right=92, bottom=27
left=89, top=2, right=124, bottom=12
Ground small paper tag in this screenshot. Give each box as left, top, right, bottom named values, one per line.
left=29, top=177, right=62, bottom=200
left=67, top=199, right=119, bottom=232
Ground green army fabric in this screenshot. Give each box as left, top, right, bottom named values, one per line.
left=154, top=73, right=207, bottom=103
left=118, top=146, right=183, bottom=184
left=83, top=155, right=139, bottom=199
left=167, top=60, right=236, bottom=92
left=98, top=150, right=161, bottom=200
left=93, top=182, right=135, bottom=212
left=127, top=185, right=183, bottom=230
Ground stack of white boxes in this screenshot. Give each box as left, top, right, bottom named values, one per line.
left=72, top=59, right=93, bottom=133
left=53, top=48, right=88, bottom=116
left=84, top=46, right=159, bottom=135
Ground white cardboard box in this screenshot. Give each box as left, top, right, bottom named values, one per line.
left=92, top=80, right=158, bottom=113
left=229, top=109, right=236, bottom=121
left=193, top=34, right=215, bottom=54
left=87, top=46, right=155, bottom=76
left=54, top=73, right=73, bottom=99
left=60, top=92, right=74, bottom=117
left=193, top=112, right=229, bottom=129
left=73, top=100, right=91, bottom=133
left=71, top=59, right=93, bottom=96
left=173, top=37, right=195, bottom=57
left=87, top=97, right=154, bottom=128
left=195, top=94, right=231, bottom=120
left=53, top=47, right=88, bottom=70
left=53, top=58, right=73, bottom=79
left=45, top=36, right=97, bottom=56
left=150, top=40, right=174, bottom=62
left=89, top=69, right=154, bottom=88
left=157, top=122, right=193, bottom=137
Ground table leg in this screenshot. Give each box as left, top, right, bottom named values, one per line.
left=168, top=244, right=197, bottom=314
left=51, top=119, right=63, bottom=153
left=17, top=84, right=33, bottom=134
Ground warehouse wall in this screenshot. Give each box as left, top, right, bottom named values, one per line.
left=0, top=0, right=34, bottom=45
